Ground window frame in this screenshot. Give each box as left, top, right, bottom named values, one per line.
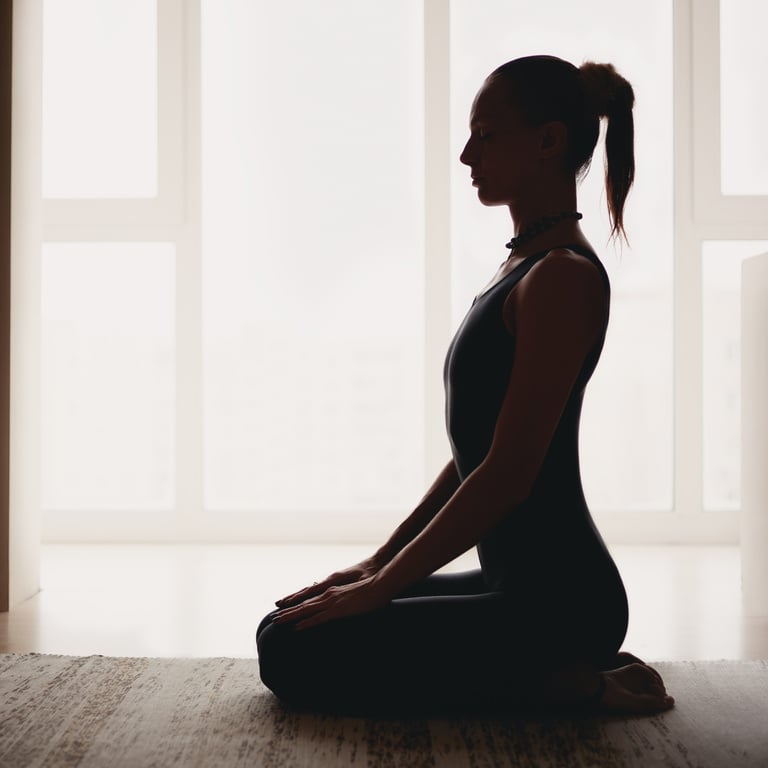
left=36, top=0, right=763, bottom=544
left=41, top=0, right=201, bottom=542
left=665, top=0, right=768, bottom=546
left=691, top=0, right=768, bottom=228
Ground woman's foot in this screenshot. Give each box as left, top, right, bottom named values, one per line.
left=540, top=655, right=674, bottom=715
left=603, top=651, right=647, bottom=669
left=597, top=663, right=675, bottom=715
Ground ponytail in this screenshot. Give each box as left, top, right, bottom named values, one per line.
left=489, top=55, right=636, bottom=243
left=579, top=62, right=635, bottom=242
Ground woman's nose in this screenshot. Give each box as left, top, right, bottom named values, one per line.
left=459, top=137, right=474, bottom=166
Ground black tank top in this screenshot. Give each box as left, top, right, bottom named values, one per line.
left=443, top=245, right=620, bottom=596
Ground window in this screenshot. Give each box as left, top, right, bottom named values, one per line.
left=201, top=0, right=425, bottom=516
left=42, top=0, right=158, bottom=198
left=27, top=0, right=766, bottom=543
left=719, top=0, right=768, bottom=195
left=41, top=243, right=175, bottom=511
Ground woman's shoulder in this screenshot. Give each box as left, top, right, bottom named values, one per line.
left=509, top=246, right=608, bottom=339
left=522, top=246, right=606, bottom=299
left=504, top=247, right=610, bottom=343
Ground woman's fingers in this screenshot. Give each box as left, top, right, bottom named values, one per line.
left=291, top=591, right=357, bottom=630
left=273, top=576, right=391, bottom=632
left=275, top=584, right=322, bottom=608
left=272, top=596, right=324, bottom=624
left=276, top=585, right=341, bottom=618
left=275, top=570, right=361, bottom=607
left=272, top=584, right=362, bottom=628
left=276, top=577, right=337, bottom=607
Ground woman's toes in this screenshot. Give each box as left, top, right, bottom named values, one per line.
left=599, top=664, right=675, bottom=714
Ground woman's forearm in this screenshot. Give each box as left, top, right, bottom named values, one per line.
left=372, top=459, right=461, bottom=566
left=374, top=461, right=523, bottom=595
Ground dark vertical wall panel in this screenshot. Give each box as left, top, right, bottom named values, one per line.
left=0, top=0, right=12, bottom=612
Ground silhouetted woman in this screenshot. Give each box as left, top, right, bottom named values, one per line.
left=257, top=55, right=674, bottom=716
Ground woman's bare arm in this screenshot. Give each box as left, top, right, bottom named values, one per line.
left=275, top=458, right=460, bottom=607
left=275, top=249, right=607, bottom=625
left=374, top=250, right=607, bottom=595
left=372, top=458, right=461, bottom=565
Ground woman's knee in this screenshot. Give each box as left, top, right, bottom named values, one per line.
left=256, top=609, right=278, bottom=642
left=257, top=618, right=297, bottom=668
left=257, top=619, right=321, bottom=705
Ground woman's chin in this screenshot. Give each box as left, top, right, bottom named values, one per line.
left=475, top=189, right=507, bottom=207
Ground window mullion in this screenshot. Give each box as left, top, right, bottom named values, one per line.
left=673, top=0, right=705, bottom=522
left=170, top=0, right=203, bottom=537
left=423, top=0, right=452, bottom=482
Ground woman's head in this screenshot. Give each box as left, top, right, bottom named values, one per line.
left=461, top=55, right=635, bottom=240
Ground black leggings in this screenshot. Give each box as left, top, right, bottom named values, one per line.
left=256, top=569, right=627, bottom=715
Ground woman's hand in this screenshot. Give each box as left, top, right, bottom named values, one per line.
left=272, top=575, right=392, bottom=630
left=274, top=556, right=384, bottom=609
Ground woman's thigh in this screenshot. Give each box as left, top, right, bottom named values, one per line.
left=256, top=569, right=487, bottom=641
left=256, top=588, right=541, bottom=714
left=393, top=568, right=487, bottom=598
left=256, top=568, right=626, bottom=714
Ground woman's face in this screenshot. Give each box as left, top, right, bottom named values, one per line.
left=459, top=78, right=543, bottom=206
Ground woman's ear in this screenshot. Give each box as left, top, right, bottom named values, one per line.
left=539, top=121, right=568, bottom=159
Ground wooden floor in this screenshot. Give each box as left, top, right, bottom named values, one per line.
left=2, top=544, right=767, bottom=660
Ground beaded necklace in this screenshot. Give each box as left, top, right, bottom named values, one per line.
left=505, top=211, right=583, bottom=250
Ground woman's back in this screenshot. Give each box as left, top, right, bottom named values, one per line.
left=444, top=245, right=624, bottom=614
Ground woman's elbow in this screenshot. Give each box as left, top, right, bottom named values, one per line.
left=473, top=456, right=536, bottom=511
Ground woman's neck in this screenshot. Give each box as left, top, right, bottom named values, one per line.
left=503, top=180, right=584, bottom=259
left=506, top=177, right=578, bottom=236
left=504, top=221, right=590, bottom=263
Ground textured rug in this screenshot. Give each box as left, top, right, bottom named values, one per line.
left=1, top=655, right=767, bottom=768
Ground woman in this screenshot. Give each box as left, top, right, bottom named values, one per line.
left=257, top=55, right=674, bottom=716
